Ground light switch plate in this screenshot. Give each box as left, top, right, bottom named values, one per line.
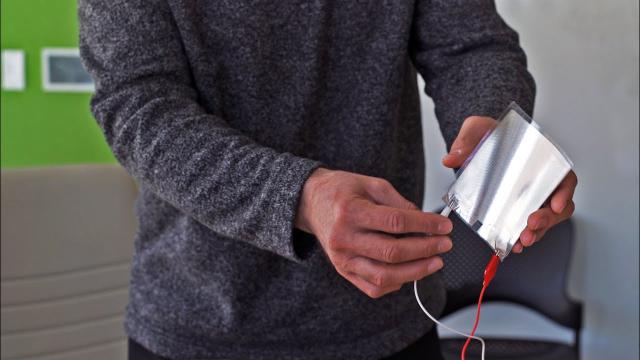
left=42, top=48, right=94, bottom=92
left=2, top=50, right=26, bottom=91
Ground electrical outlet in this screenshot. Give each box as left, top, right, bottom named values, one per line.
left=2, top=50, right=26, bottom=91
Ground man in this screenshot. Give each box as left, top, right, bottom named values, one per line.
left=79, top=1, right=577, bottom=359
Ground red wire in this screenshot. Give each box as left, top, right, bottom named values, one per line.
left=460, top=283, right=488, bottom=360
left=461, top=254, right=500, bottom=360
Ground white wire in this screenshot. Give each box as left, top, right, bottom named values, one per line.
left=413, top=280, right=486, bottom=360
left=412, top=205, right=486, bottom=359
left=440, top=206, right=452, bottom=218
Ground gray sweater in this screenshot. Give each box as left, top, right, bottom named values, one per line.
left=78, top=1, right=534, bottom=359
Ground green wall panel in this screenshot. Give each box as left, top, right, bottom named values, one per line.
left=1, top=0, right=115, bottom=168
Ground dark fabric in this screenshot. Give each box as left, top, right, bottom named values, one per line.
left=129, top=338, right=169, bottom=360
left=383, top=328, right=444, bottom=360
left=79, top=0, right=535, bottom=359
left=129, top=330, right=443, bottom=360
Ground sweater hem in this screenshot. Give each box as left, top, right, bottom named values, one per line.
left=125, top=313, right=435, bottom=360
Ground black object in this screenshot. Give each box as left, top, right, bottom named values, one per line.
left=439, top=211, right=583, bottom=360
left=383, top=328, right=444, bottom=360
left=129, top=339, right=169, bottom=360
left=129, top=329, right=444, bottom=360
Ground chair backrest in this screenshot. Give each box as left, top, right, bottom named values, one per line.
left=1, top=165, right=137, bottom=360
left=440, top=211, right=582, bottom=332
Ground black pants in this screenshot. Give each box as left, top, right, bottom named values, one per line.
left=129, top=328, right=443, bottom=360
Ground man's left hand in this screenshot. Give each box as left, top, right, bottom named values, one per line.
left=442, top=116, right=578, bottom=253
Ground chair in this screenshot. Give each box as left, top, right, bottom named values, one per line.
left=438, top=211, right=583, bottom=360
left=1, top=165, right=137, bottom=360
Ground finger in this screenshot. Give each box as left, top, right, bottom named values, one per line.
left=344, top=233, right=452, bottom=264
left=527, top=206, right=558, bottom=232
left=442, top=148, right=467, bottom=169
left=520, top=228, right=537, bottom=247
left=345, top=256, right=444, bottom=289
left=550, top=171, right=578, bottom=214
left=522, top=202, right=575, bottom=247
left=351, top=200, right=452, bottom=235
left=561, top=200, right=576, bottom=221
left=522, top=207, right=554, bottom=247
left=442, top=116, right=497, bottom=169
left=512, top=241, right=524, bottom=253
left=527, top=201, right=575, bottom=232
left=520, top=227, right=549, bottom=248
left=364, top=177, right=419, bottom=210
left=343, top=272, right=402, bottom=299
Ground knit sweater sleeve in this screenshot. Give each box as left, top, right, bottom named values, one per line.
left=78, top=0, right=321, bottom=262
left=410, top=0, right=536, bottom=150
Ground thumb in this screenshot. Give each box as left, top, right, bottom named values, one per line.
left=442, top=138, right=473, bottom=169
left=442, top=116, right=497, bottom=169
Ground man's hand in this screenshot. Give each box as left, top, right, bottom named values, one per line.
left=296, top=168, right=453, bottom=298
left=443, top=116, right=578, bottom=253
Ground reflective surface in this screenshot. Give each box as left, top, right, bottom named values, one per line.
left=443, top=103, right=573, bottom=260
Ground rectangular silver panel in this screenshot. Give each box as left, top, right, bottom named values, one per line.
left=443, top=103, right=573, bottom=260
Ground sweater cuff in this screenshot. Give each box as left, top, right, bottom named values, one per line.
left=261, top=154, right=323, bottom=263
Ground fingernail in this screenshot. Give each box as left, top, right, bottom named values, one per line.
left=558, top=203, right=567, bottom=213
left=429, top=258, right=444, bottom=272
left=445, top=149, right=462, bottom=158
left=438, top=221, right=453, bottom=233
left=439, top=239, right=453, bottom=252
left=552, top=199, right=566, bottom=214
left=522, top=232, right=533, bottom=245
left=529, top=233, right=537, bottom=244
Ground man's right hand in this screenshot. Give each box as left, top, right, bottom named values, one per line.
left=295, top=168, right=453, bottom=298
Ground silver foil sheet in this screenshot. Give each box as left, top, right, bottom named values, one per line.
left=442, top=103, right=573, bottom=260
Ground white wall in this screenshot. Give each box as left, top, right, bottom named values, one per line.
left=420, top=0, right=640, bottom=358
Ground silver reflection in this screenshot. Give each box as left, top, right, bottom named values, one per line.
left=442, top=103, right=573, bottom=260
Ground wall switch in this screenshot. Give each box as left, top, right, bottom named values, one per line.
left=2, top=50, right=26, bottom=91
